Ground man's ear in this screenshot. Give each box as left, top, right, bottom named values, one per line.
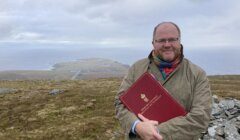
left=180, top=44, right=184, bottom=55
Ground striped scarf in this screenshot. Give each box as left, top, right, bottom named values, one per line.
left=152, top=50, right=183, bottom=80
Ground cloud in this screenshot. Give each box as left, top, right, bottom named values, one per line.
left=0, top=18, right=14, bottom=39
left=179, top=0, right=240, bottom=48
left=0, top=0, right=239, bottom=49
left=12, top=32, right=43, bottom=40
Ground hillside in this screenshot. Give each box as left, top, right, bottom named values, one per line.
left=0, top=75, right=239, bottom=139
left=0, top=58, right=129, bottom=80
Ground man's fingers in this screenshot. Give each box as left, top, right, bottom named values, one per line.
left=149, top=120, right=159, bottom=125
left=153, top=131, right=163, bottom=140
left=138, top=114, right=149, bottom=121
left=138, top=114, right=159, bottom=125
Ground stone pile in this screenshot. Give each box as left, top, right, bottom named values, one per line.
left=202, top=95, right=240, bottom=140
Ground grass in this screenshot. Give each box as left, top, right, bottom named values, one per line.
left=0, top=75, right=239, bottom=139
left=0, top=79, right=124, bottom=139
left=209, top=75, right=240, bottom=100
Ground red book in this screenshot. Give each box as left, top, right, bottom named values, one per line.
left=120, top=72, right=187, bottom=123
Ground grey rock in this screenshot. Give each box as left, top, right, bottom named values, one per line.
left=237, top=116, right=240, bottom=121
left=208, top=126, right=217, bottom=137
left=213, top=112, right=227, bottom=120
left=212, top=103, right=223, bottom=116
left=234, top=99, right=240, bottom=108
left=219, top=99, right=235, bottom=110
left=0, top=88, right=18, bottom=94
left=215, top=126, right=224, bottom=136
left=235, top=121, right=240, bottom=129
left=49, top=89, right=65, bottom=95
left=224, top=122, right=240, bottom=140
left=225, top=110, right=236, bottom=119
left=228, top=108, right=239, bottom=115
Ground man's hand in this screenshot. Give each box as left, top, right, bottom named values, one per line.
left=135, top=114, right=163, bottom=140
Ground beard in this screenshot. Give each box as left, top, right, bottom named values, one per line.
left=154, top=45, right=182, bottom=62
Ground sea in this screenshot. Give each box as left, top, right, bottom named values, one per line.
left=0, top=43, right=240, bottom=75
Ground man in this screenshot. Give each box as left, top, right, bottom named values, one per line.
left=115, top=22, right=212, bottom=140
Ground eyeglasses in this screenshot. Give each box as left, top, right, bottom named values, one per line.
left=154, top=38, right=179, bottom=44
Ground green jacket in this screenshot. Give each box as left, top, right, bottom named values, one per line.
left=115, top=57, right=212, bottom=140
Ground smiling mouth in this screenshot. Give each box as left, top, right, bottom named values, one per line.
left=163, top=50, right=173, bottom=53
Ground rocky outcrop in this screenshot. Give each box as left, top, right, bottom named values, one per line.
left=201, top=95, right=240, bottom=140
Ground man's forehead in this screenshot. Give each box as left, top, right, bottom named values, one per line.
left=156, top=23, right=178, bottom=32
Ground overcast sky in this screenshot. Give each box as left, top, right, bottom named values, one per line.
left=0, top=0, right=240, bottom=49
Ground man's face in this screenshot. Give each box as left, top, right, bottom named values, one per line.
left=152, top=24, right=181, bottom=62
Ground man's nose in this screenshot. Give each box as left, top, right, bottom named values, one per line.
left=163, top=41, right=171, bottom=47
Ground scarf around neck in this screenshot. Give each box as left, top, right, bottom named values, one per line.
left=151, top=49, right=183, bottom=80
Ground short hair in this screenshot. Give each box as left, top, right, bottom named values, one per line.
left=152, top=22, right=181, bottom=41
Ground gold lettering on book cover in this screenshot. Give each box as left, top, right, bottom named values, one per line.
left=141, top=94, right=149, bottom=102
left=140, top=94, right=162, bottom=114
